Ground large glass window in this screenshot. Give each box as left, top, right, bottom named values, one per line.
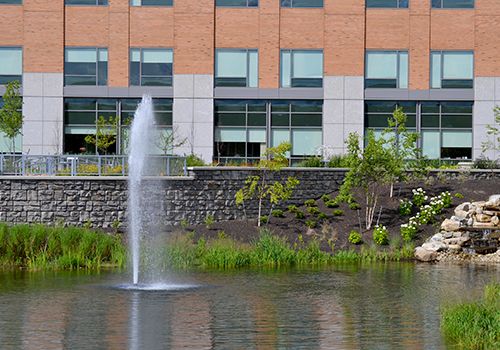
left=0, top=97, right=22, bottom=153
left=0, top=1, right=22, bottom=4
left=214, top=100, right=322, bottom=165
left=366, top=0, right=408, bottom=7
left=65, top=0, right=108, bottom=5
left=215, top=49, right=258, bottom=87
left=0, top=47, right=22, bottom=85
left=64, top=98, right=172, bottom=154
left=432, top=0, right=474, bottom=8
left=281, top=0, right=323, bottom=8
left=216, top=0, right=258, bottom=6
left=130, top=0, right=173, bottom=6
left=281, top=50, right=323, bottom=88
left=431, top=51, right=473, bottom=89
left=365, top=100, right=473, bottom=160
left=365, top=51, right=408, bottom=88
left=64, top=48, right=108, bottom=86
left=130, top=48, right=173, bottom=86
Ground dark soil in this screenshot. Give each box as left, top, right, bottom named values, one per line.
left=182, top=177, right=499, bottom=252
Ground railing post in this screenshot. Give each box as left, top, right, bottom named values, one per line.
left=71, top=157, right=76, bottom=176
left=0, top=155, right=3, bottom=175
left=21, top=155, right=26, bottom=176
left=183, top=157, right=187, bottom=176
left=98, top=156, right=102, bottom=176
left=166, top=157, right=170, bottom=176
left=122, top=156, right=125, bottom=176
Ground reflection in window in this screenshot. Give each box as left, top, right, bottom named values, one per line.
left=432, top=0, right=474, bottom=8
left=431, top=51, right=473, bottom=89
left=215, top=49, right=258, bottom=87
left=0, top=47, right=22, bottom=85
left=130, top=0, right=172, bottom=6
left=366, top=0, right=408, bottom=8
left=130, top=48, right=173, bottom=86
left=216, top=0, right=258, bottom=7
left=64, top=48, right=108, bottom=86
left=281, top=0, right=323, bottom=8
left=65, top=0, right=108, bottom=5
left=281, top=50, right=323, bottom=88
left=365, top=51, right=408, bottom=89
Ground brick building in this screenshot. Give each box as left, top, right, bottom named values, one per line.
left=0, top=0, right=498, bottom=163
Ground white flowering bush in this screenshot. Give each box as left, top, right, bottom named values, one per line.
left=412, top=188, right=428, bottom=207
left=400, top=217, right=418, bottom=242
left=373, top=225, right=389, bottom=245
left=399, top=199, right=413, bottom=216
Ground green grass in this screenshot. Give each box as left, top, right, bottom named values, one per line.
left=441, top=283, right=500, bottom=350
left=164, top=229, right=415, bottom=269
left=0, top=223, right=126, bottom=270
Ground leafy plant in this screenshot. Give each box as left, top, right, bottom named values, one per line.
left=272, top=209, right=285, bottom=218
left=154, top=126, right=187, bottom=155
left=318, top=213, right=328, bottom=220
left=295, top=211, right=305, bottom=219
left=373, top=225, right=389, bottom=245
left=412, top=188, right=428, bottom=208
left=321, top=194, right=331, bottom=203
left=454, top=192, right=464, bottom=199
left=399, top=199, right=413, bottom=216
left=349, top=202, right=361, bottom=210
left=204, top=214, right=215, bottom=229
left=180, top=219, right=189, bottom=230
left=400, top=219, right=418, bottom=242
left=305, top=220, right=317, bottom=229
left=0, top=80, right=23, bottom=153
left=217, top=231, right=227, bottom=239
left=260, top=216, right=269, bottom=224
left=111, top=220, right=121, bottom=234
left=287, top=205, right=298, bottom=213
left=481, top=106, right=500, bottom=155
left=348, top=230, right=363, bottom=245
left=186, top=154, right=206, bottom=167
left=304, top=199, right=317, bottom=207
left=325, top=200, right=339, bottom=208
left=332, top=209, right=344, bottom=216
left=85, top=115, right=119, bottom=155
left=296, top=156, right=324, bottom=168
left=307, top=207, right=321, bottom=216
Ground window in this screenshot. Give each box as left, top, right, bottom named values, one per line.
left=0, top=1, right=22, bottom=4
left=0, top=47, right=22, bottom=84
left=130, top=48, right=173, bottom=86
left=215, top=49, right=258, bottom=87
left=432, top=0, right=474, bottom=8
left=431, top=51, right=473, bottom=89
left=365, top=51, right=408, bottom=88
left=65, top=0, right=107, bottom=5
left=366, top=0, right=408, bottom=8
left=364, top=100, right=473, bottom=160
left=281, top=0, right=323, bottom=8
left=130, top=0, right=172, bottom=6
left=216, top=0, right=258, bottom=6
left=64, top=98, right=172, bottom=154
left=64, top=48, right=108, bottom=86
left=281, top=50, right=323, bottom=88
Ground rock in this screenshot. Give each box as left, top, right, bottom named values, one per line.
left=453, top=210, right=468, bottom=220
left=415, top=247, right=438, bottom=262
left=492, top=216, right=499, bottom=226
left=488, top=194, right=500, bottom=206
left=443, top=237, right=470, bottom=246
left=448, top=244, right=462, bottom=253
left=441, top=219, right=460, bottom=232
left=431, top=233, right=443, bottom=242
left=467, top=218, right=474, bottom=226
left=476, top=207, right=483, bottom=215
left=422, top=241, right=447, bottom=252
left=475, top=214, right=493, bottom=223
left=455, top=202, right=471, bottom=215
left=442, top=231, right=453, bottom=239
left=473, top=222, right=496, bottom=229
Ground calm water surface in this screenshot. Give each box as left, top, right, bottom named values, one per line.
left=0, top=263, right=499, bottom=350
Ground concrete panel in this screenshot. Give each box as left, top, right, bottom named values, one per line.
left=495, top=78, right=500, bottom=101
left=42, top=97, right=63, bottom=123
left=42, top=121, right=62, bottom=154
left=22, top=73, right=43, bottom=97
left=343, top=123, right=364, bottom=139
left=173, top=98, right=194, bottom=124
left=323, top=99, right=343, bottom=124
left=343, top=100, right=364, bottom=124
left=344, top=76, right=364, bottom=100
left=475, top=77, right=495, bottom=101
left=193, top=122, right=214, bottom=148
left=193, top=99, right=213, bottom=124
left=322, top=123, right=345, bottom=149
left=474, top=101, right=496, bottom=125
left=22, top=121, right=44, bottom=147
left=42, top=73, right=63, bottom=97
left=365, top=89, right=410, bottom=100
left=173, top=74, right=194, bottom=98
left=22, top=97, right=44, bottom=122
left=473, top=124, right=496, bottom=159
left=278, top=88, right=323, bottom=99
left=323, top=76, right=344, bottom=100
left=193, top=75, right=213, bottom=98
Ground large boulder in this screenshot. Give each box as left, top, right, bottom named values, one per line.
left=415, top=247, right=438, bottom=262
left=441, top=219, right=460, bottom=232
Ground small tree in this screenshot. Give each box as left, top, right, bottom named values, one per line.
left=0, top=80, right=23, bottom=153
left=85, top=116, right=119, bottom=155
left=235, top=142, right=299, bottom=227
left=155, top=126, right=187, bottom=155
left=481, top=106, right=500, bottom=157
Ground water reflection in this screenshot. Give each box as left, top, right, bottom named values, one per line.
left=0, top=263, right=498, bottom=349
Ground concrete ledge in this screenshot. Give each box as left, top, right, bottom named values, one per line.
left=0, top=176, right=194, bottom=181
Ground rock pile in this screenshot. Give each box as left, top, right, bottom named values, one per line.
left=415, top=194, right=500, bottom=263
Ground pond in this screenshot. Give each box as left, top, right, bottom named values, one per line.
left=0, top=262, right=498, bottom=350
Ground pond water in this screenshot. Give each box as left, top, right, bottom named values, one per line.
left=0, top=263, right=498, bottom=350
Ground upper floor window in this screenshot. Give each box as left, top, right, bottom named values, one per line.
left=65, top=0, right=107, bottom=5
left=216, top=0, right=258, bottom=6
left=281, top=0, right=323, bottom=8
left=431, top=51, right=473, bottom=89
left=64, top=48, right=108, bottom=86
left=130, top=0, right=172, bottom=6
left=130, top=48, right=173, bottom=87
left=281, top=50, right=323, bottom=88
left=0, top=47, right=22, bottom=84
left=0, top=1, right=22, bottom=4
left=431, top=0, right=474, bottom=8
left=365, top=51, right=408, bottom=88
left=215, top=49, right=258, bottom=88
left=366, top=0, right=408, bottom=8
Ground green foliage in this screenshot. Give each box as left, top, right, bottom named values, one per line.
left=318, top=213, right=328, bottom=220
left=296, top=156, right=324, bottom=168
left=399, top=199, right=413, bottom=216
left=0, top=223, right=125, bottom=270
left=332, top=209, right=344, bottom=216
left=304, top=199, right=317, bottom=207
left=373, top=225, right=389, bottom=245
left=180, top=219, right=189, bottom=230
left=0, top=80, right=23, bottom=152
left=111, top=220, right=121, bottom=234
left=348, top=202, right=361, bottom=210
left=412, top=188, right=428, bottom=207
left=271, top=209, right=284, bottom=218
left=307, top=206, right=321, bottom=216
left=186, top=154, right=206, bottom=167
left=441, top=283, right=500, bottom=350
left=305, top=220, right=317, bottom=229
left=326, top=154, right=350, bottom=168
left=473, top=156, right=499, bottom=170
left=481, top=106, right=500, bottom=155
left=217, top=230, right=227, bottom=239
left=260, top=215, right=268, bottom=224
left=321, top=194, right=331, bottom=202
left=325, top=199, right=339, bottom=208
left=204, top=214, right=215, bottom=229
left=287, top=204, right=299, bottom=213
left=348, top=230, right=363, bottom=245
left=295, top=211, right=305, bottom=219
left=454, top=192, right=464, bottom=199
left=84, top=115, right=119, bottom=155
left=400, top=219, right=418, bottom=242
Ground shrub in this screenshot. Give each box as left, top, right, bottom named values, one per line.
left=454, top=192, right=464, bottom=199
left=186, top=154, right=206, bottom=167
left=349, top=202, right=361, bottom=210
left=321, top=194, right=331, bottom=203
left=305, top=220, right=317, bottom=229
left=332, top=209, right=344, bottom=216
left=400, top=219, right=418, bottom=242
left=325, top=200, right=339, bottom=208
left=296, top=156, right=324, bottom=168
left=287, top=205, right=298, bottom=213
left=272, top=209, right=285, bottom=218
left=204, top=214, right=215, bottom=229
left=399, top=199, right=413, bottom=216
left=304, top=199, right=317, bottom=207
left=318, top=213, right=328, bottom=220
left=217, top=230, right=227, bottom=239
left=412, top=188, right=428, bottom=207
left=373, top=225, right=389, bottom=245
left=295, top=211, right=305, bottom=219
left=260, top=216, right=269, bottom=224
left=307, top=207, right=321, bottom=216
left=326, top=154, right=350, bottom=168
left=348, top=230, right=363, bottom=245
left=473, top=156, right=499, bottom=169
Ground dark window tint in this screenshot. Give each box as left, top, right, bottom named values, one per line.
left=432, top=0, right=474, bottom=8
left=65, top=0, right=108, bottom=5
left=366, top=0, right=408, bottom=8
left=216, top=0, right=258, bottom=6
left=0, top=0, right=22, bottom=4
left=281, top=0, right=323, bottom=8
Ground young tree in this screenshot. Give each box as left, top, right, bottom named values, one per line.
left=154, top=126, right=187, bottom=155
left=481, top=106, right=500, bottom=157
left=0, top=80, right=23, bottom=153
left=85, top=115, right=119, bottom=155
left=235, top=142, right=299, bottom=227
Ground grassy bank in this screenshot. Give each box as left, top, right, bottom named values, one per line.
left=165, top=230, right=415, bottom=269
left=441, top=283, right=500, bottom=350
left=0, top=223, right=126, bottom=270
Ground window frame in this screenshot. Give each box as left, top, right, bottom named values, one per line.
left=431, top=0, right=474, bottom=9
left=280, top=49, right=324, bottom=88
left=0, top=0, right=23, bottom=5
left=365, top=50, right=408, bottom=89
left=0, top=46, right=23, bottom=85
left=64, top=0, right=108, bottom=5
left=215, top=0, right=258, bottom=7
left=215, top=49, right=259, bottom=88
left=366, top=0, right=408, bottom=8
left=129, top=48, right=173, bottom=87
left=430, top=50, right=474, bottom=89
left=64, top=47, right=108, bottom=86
left=130, top=0, right=173, bottom=6
left=280, top=0, right=323, bottom=8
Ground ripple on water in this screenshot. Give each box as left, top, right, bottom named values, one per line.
left=113, top=283, right=200, bottom=292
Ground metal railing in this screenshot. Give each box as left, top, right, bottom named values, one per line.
left=0, top=154, right=187, bottom=177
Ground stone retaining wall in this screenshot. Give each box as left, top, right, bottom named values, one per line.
left=0, top=168, right=498, bottom=228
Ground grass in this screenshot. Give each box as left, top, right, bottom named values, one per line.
left=0, top=223, right=126, bottom=270
left=164, top=229, right=415, bottom=269
left=441, top=283, right=500, bottom=350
